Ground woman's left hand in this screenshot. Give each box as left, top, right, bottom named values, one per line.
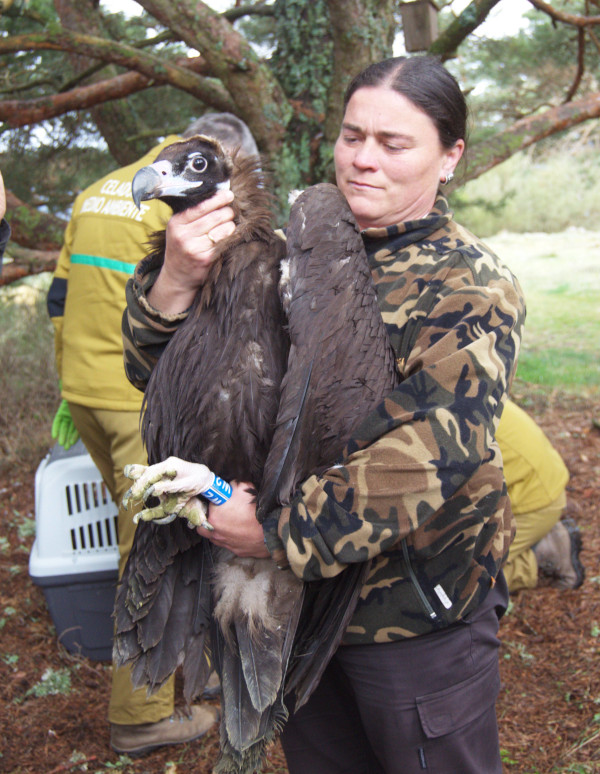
left=197, top=480, right=271, bottom=558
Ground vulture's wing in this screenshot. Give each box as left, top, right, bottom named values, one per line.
left=258, top=183, right=400, bottom=708
left=114, top=146, right=290, bottom=720
left=113, top=519, right=213, bottom=701
left=258, top=183, right=399, bottom=514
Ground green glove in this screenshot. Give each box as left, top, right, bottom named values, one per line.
left=51, top=399, right=80, bottom=450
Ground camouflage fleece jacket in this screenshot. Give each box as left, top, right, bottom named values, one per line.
left=122, top=194, right=525, bottom=643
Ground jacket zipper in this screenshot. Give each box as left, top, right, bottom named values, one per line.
left=401, top=539, right=439, bottom=621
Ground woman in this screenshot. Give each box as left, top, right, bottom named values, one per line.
left=123, top=56, right=525, bottom=774
left=0, top=169, right=10, bottom=271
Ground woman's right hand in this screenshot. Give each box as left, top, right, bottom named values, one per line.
left=148, top=187, right=236, bottom=314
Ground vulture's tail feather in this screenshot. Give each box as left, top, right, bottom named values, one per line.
left=235, top=623, right=282, bottom=713
left=221, top=643, right=263, bottom=751
left=215, top=694, right=289, bottom=774
left=286, top=560, right=372, bottom=709
left=181, top=541, right=215, bottom=702
left=181, top=631, right=213, bottom=704
left=114, top=520, right=211, bottom=695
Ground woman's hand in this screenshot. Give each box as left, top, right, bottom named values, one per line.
left=197, top=481, right=271, bottom=559
left=148, top=188, right=236, bottom=314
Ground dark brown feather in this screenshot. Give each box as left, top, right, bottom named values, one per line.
left=259, top=183, right=400, bottom=515
left=257, top=183, right=401, bottom=708
left=115, top=172, right=399, bottom=773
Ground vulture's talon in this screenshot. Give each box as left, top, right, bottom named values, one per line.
left=134, top=506, right=178, bottom=525
left=123, top=463, right=147, bottom=481
left=179, top=497, right=210, bottom=529
left=122, top=487, right=133, bottom=510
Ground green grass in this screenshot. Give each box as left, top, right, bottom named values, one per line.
left=454, top=145, right=600, bottom=394
left=484, top=230, right=600, bottom=394
left=516, top=349, right=599, bottom=389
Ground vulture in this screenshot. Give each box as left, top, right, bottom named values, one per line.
left=114, top=134, right=400, bottom=774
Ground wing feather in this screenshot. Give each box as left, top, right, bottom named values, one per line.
left=258, top=183, right=400, bottom=711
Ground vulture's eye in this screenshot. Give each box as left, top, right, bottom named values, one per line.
left=187, top=153, right=208, bottom=174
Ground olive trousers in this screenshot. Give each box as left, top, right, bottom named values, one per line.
left=68, top=404, right=174, bottom=725
left=503, top=490, right=567, bottom=592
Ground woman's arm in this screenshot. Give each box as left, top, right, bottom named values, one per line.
left=196, top=482, right=270, bottom=558
left=122, top=189, right=236, bottom=390
left=262, top=269, right=526, bottom=580
left=0, top=170, right=10, bottom=270
left=148, top=188, right=235, bottom=314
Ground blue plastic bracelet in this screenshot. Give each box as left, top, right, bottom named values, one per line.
left=203, top=474, right=232, bottom=505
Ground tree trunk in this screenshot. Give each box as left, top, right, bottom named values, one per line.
left=135, top=0, right=291, bottom=155
left=325, top=0, right=396, bottom=143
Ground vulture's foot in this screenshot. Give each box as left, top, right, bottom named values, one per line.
left=122, top=457, right=219, bottom=529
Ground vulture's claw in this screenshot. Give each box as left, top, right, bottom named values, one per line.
left=130, top=493, right=211, bottom=530
left=132, top=490, right=187, bottom=525
left=178, top=496, right=213, bottom=530
left=122, top=457, right=222, bottom=529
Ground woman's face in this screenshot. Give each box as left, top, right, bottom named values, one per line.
left=334, top=86, right=464, bottom=230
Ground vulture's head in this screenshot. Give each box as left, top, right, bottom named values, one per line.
left=132, top=135, right=233, bottom=213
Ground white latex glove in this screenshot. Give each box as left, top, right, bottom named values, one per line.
left=122, top=457, right=230, bottom=529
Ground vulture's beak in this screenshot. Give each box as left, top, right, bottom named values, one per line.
left=132, top=160, right=204, bottom=209
left=132, top=165, right=163, bottom=209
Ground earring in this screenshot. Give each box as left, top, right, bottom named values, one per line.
left=440, top=172, right=454, bottom=185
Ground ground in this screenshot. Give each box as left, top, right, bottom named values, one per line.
left=1, top=390, right=599, bottom=774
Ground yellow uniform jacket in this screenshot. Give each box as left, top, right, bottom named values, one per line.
left=47, top=137, right=180, bottom=410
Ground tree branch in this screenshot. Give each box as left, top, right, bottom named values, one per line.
left=525, top=0, right=600, bottom=26
left=223, top=2, right=276, bottom=22
left=563, top=27, right=586, bottom=103
left=58, top=29, right=177, bottom=94
left=0, top=30, right=235, bottom=111
left=0, top=71, right=151, bottom=127
left=462, top=90, right=600, bottom=183
left=428, top=0, right=503, bottom=60
left=5, top=190, right=66, bottom=251
left=0, top=247, right=59, bottom=287
left=0, top=56, right=209, bottom=128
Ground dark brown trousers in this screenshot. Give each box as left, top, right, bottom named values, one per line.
left=281, top=574, right=508, bottom=774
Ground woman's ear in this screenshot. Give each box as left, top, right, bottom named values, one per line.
left=443, top=139, right=465, bottom=178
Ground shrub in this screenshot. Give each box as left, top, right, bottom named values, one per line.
left=453, top=145, right=600, bottom=236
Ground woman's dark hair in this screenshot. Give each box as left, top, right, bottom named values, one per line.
left=343, top=56, right=467, bottom=150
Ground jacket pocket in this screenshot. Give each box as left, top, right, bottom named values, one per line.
left=416, top=656, right=500, bottom=738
